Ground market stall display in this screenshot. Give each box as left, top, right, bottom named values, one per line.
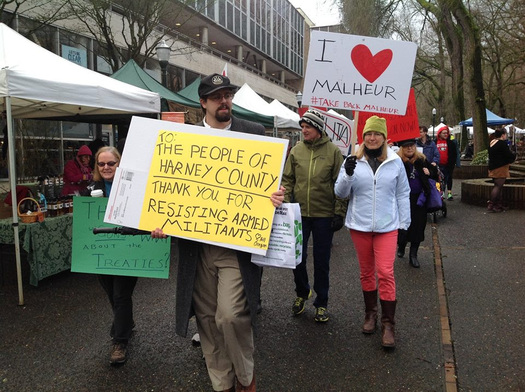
left=0, top=214, right=72, bottom=286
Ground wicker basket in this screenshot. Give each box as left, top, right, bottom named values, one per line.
left=17, top=197, right=44, bottom=223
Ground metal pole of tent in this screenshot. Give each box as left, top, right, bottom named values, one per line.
left=5, top=97, right=25, bottom=305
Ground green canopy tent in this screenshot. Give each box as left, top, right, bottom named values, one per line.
left=178, top=77, right=275, bottom=128
left=111, top=60, right=200, bottom=112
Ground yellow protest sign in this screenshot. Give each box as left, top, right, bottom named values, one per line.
left=140, top=129, right=284, bottom=252
left=104, top=117, right=288, bottom=255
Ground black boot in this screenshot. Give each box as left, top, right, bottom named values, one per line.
left=362, top=290, right=378, bottom=334
left=397, top=229, right=407, bottom=257
left=397, top=242, right=406, bottom=258
left=409, top=243, right=420, bottom=268
left=380, top=299, right=397, bottom=349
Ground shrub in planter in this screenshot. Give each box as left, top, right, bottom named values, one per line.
left=472, top=149, right=488, bottom=165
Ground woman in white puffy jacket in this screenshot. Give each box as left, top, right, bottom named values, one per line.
left=334, top=115, right=410, bottom=349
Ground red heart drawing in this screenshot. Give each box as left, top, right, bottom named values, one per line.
left=351, top=44, right=393, bottom=83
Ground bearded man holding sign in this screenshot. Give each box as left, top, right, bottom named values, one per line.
left=152, top=74, right=284, bottom=392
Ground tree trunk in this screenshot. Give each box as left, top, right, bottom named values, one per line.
left=448, top=0, right=488, bottom=153
left=417, top=0, right=488, bottom=154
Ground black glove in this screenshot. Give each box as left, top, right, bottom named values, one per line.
left=331, top=215, right=345, bottom=232
left=344, top=156, right=357, bottom=176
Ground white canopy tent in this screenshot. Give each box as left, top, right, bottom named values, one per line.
left=466, top=126, right=496, bottom=135
left=232, top=83, right=300, bottom=130
left=0, top=23, right=161, bottom=304
left=269, top=99, right=301, bottom=126
left=505, top=124, right=525, bottom=134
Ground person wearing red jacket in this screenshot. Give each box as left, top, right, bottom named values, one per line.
left=436, top=125, right=458, bottom=200
left=61, top=145, right=93, bottom=196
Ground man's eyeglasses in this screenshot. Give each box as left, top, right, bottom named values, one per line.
left=97, top=161, right=117, bottom=167
left=207, top=92, right=235, bottom=102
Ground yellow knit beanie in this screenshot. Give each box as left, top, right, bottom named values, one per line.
left=363, top=115, right=387, bottom=139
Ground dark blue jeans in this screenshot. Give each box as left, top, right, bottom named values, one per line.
left=98, top=275, right=138, bottom=343
left=439, top=165, right=454, bottom=192
left=293, top=216, right=334, bottom=308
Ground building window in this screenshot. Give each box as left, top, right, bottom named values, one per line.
left=234, top=6, right=240, bottom=36
left=219, top=0, right=226, bottom=26
left=227, top=2, right=234, bottom=30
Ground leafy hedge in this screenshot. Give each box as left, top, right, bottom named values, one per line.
left=472, top=149, right=488, bottom=165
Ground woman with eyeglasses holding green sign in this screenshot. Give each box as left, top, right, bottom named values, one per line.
left=85, top=146, right=137, bottom=366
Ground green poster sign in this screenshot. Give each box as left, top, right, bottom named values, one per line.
left=71, top=196, right=171, bottom=278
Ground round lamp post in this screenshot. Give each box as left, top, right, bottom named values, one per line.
left=296, top=91, right=303, bottom=111
left=156, top=40, right=171, bottom=87
left=432, top=108, right=437, bottom=139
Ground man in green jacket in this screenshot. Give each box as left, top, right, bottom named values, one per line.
left=281, top=109, right=347, bottom=322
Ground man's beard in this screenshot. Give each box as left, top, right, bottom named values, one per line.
left=214, top=105, right=232, bottom=123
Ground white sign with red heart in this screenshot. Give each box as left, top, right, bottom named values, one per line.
left=302, top=31, right=418, bottom=116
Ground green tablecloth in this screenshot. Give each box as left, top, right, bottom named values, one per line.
left=0, top=214, right=72, bottom=286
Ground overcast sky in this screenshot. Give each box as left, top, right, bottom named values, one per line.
left=288, top=0, right=341, bottom=26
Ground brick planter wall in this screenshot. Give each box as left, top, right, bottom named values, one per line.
left=453, top=164, right=488, bottom=179
left=461, top=178, right=525, bottom=209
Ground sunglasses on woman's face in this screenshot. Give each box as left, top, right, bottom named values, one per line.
left=97, top=161, right=117, bottom=167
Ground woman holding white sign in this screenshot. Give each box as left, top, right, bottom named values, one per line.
left=335, top=116, right=410, bottom=348
left=86, top=146, right=138, bottom=365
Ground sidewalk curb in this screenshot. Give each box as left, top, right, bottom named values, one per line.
left=433, top=222, right=458, bottom=392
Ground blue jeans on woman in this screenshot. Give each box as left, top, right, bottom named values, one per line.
left=293, top=216, right=334, bottom=308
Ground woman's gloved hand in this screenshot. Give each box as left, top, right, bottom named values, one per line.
left=331, top=215, right=345, bottom=232
left=344, top=156, right=357, bottom=176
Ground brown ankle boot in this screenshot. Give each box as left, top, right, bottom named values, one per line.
left=362, top=290, right=378, bottom=334
left=380, top=299, right=397, bottom=348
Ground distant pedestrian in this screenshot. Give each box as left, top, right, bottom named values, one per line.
left=396, top=139, right=439, bottom=268
left=61, top=145, right=93, bottom=196
left=488, top=129, right=516, bottom=212
left=281, top=109, right=347, bottom=323
left=436, top=125, right=458, bottom=200
left=416, top=125, right=440, bottom=165
left=334, top=115, right=410, bottom=348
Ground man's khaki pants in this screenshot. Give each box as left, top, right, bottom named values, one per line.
left=193, top=244, right=254, bottom=391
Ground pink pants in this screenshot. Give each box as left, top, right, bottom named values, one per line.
left=350, top=229, right=397, bottom=301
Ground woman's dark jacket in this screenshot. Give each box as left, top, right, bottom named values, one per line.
left=488, top=140, right=516, bottom=170
left=402, top=158, right=439, bottom=243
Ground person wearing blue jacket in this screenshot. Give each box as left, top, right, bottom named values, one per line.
left=335, top=116, right=410, bottom=349
left=416, top=125, right=440, bottom=165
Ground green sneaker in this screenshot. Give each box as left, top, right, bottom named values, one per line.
left=292, top=289, right=312, bottom=316
left=314, top=307, right=329, bottom=322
